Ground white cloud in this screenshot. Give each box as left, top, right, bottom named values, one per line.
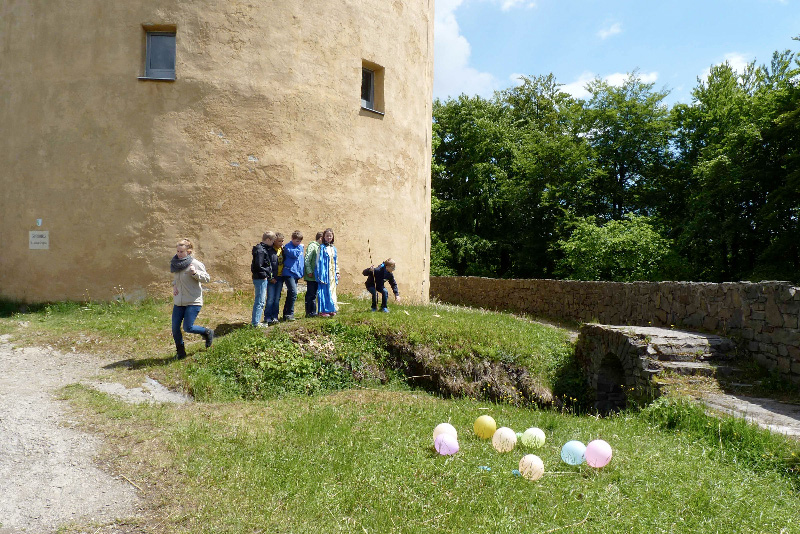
left=509, top=73, right=526, bottom=86
left=699, top=52, right=752, bottom=82
left=434, top=0, right=498, bottom=99
left=597, top=22, right=622, bottom=40
left=498, top=0, right=537, bottom=11
left=561, top=71, right=659, bottom=99
left=560, top=71, right=596, bottom=99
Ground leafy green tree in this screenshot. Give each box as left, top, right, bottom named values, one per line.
left=555, top=214, right=674, bottom=282
left=497, top=75, right=591, bottom=277
left=673, top=48, right=800, bottom=281
left=432, top=95, right=514, bottom=276
left=581, top=71, right=673, bottom=220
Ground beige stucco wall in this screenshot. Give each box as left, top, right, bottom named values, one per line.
left=0, top=0, right=433, bottom=302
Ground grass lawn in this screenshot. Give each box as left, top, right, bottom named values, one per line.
left=2, top=292, right=799, bottom=533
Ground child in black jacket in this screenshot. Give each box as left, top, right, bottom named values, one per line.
left=363, top=259, right=401, bottom=312
left=251, top=231, right=277, bottom=326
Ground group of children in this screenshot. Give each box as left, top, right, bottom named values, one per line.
left=168, top=231, right=401, bottom=360
left=250, top=228, right=401, bottom=326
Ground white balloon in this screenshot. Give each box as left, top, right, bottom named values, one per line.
left=519, top=454, right=545, bottom=481
left=433, top=423, right=458, bottom=442
left=492, top=427, right=517, bottom=453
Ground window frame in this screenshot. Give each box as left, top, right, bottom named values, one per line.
left=360, top=61, right=385, bottom=116
left=142, top=30, right=176, bottom=81
left=361, top=68, right=375, bottom=110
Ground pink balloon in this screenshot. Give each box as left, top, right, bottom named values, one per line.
left=585, top=439, right=612, bottom=468
left=434, top=433, right=459, bottom=455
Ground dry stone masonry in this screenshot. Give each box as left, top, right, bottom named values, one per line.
left=430, top=278, right=800, bottom=385
left=575, top=324, right=737, bottom=412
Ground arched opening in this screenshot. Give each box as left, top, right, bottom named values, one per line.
left=595, top=353, right=628, bottom=415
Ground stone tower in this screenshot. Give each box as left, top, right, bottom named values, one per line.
left=0, top=0, right=434, bottom=302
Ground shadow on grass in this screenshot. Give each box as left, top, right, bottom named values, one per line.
left=102, top=322, right=250, bottom=371
left=0, top=299, right=49, bottom=318
left=104, top=356, right=176, bottom=370
left=214, top=322, right=250, bottom=337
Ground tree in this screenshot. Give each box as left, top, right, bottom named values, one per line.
left=555, top=214, right=674, bottom=282
left=673, top=49, right=800, bottom=281
left=432, top=95, right=514, bottom=276
left=581, top=71, right=673, bottom=220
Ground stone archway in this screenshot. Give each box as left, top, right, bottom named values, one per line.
left=595, top=353, right=629, bottom=414
left=575, top=324, right=736, bottom=413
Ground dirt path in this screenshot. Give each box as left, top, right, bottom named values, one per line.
left=0, top=335, right=187, bottom=534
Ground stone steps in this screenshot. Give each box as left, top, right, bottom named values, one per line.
left=654, top=360, right=741, bottom=378
left=575, top=324, right=741, bottom=412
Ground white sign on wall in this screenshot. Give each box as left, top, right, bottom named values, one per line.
left=29, top=231, right=49, bottom=250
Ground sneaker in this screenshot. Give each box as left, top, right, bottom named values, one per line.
left=330, top=312, right=336, bottom=317
left=370, top=307, right=378, bottom=312
left=319, top=313, right=331, bottom=317
left=381, top=308, right=390, bottom=313
left=204, top=329, right=214, bottom=348
left=267, top=320, right=279, bottom=326
left=306, top=313, right=318, bottom=318
left=283, top=315, right=296, bottom=322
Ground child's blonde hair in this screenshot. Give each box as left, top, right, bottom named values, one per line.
left=291, top=230, right=303, bottom=241
left=177, top=238, right=193, bottom=252
left=384, top=258, right=396, bottom=268
left=263, top=231, right=275, bottom=241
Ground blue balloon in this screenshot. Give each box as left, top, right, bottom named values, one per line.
left=561, top=440, right=586, bottom=465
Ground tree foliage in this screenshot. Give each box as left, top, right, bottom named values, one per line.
left=555, top=215, right=673, bottom=282
left=432, top=39, right=800, bottom=283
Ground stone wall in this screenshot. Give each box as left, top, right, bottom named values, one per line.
left=430, top=277, right=800, bottom=384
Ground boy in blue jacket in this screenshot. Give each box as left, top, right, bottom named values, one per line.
left=280, top=230, right=305, bottom=321
left=363, top=259, right=401, bottom=312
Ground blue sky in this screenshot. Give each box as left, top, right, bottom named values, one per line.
left=434, top=0, right=800, bottom=105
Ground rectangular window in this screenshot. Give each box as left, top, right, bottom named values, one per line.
left=361, top=68, right=375, bottom=109
left=360, top=60, right=385, bottom=115
left=144, top=32, right=176, bottom=80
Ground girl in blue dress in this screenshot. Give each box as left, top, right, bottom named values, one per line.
left=315, top=228, right=339, bottom=316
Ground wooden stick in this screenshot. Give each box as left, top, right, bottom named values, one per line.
left=120, top=474, right=144, bottom=493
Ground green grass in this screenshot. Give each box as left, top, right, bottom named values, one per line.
left=4, top=293, right=800, bottom=533
left=62, top=386, right=800, bottom=534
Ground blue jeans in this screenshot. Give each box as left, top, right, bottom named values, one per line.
left=367, top=287, right=389, bottom=309
left=281, top=276, right=298, bottom=318
left=172, top=305, right=207, bottom=345
left=305, top=280, right=318, bottom=316
left=265, top=279, right=283, bottom=322
left=251, top=278, right=268, bottom=325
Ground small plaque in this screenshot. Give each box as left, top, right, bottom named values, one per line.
left=29, top=231, right=49, bottom=250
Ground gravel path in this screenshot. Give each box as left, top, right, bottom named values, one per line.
left=0, top=335, right=188, bottom=533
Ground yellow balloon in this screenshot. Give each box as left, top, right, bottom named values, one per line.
left=474, top=415, right=497, bottom=439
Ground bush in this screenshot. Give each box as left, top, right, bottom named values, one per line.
left=556, top=214, right=673, bottom=281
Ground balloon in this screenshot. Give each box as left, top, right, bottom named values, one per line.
left=433, top=423, right=457, bottom=442
left=521, top=427, right=546, bottom=448
left=519, top=454, right=545, bottom=481
left=474, top=415, right=497, bottom=439
left=492, top=427, right=517, bottom=453
left=561, top=440, right=586, bottom=465
left=585, top=439, right=613, bottom=468
left=434, top=433, right=459, bottom=456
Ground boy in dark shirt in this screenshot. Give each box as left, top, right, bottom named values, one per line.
left=363, top=259, right=401, bottom=312
left=251, top=231, right=275, bottom=326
